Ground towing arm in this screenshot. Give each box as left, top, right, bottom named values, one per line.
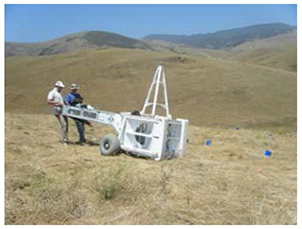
left=62, top=105, right=124, bottom=134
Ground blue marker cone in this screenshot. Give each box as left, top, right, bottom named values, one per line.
left=205, top=139, right=211, bottom=146
left=264, top=150, right=272, bottom=157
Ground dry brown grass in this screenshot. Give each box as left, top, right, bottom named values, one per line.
left=5, top=113, right=296, bottom=225
left=5, top=42, right=297, bottom=224
left=5, top=48, right=297, bottom=133
left=203, top=31, right=297, bottom=73
left=146, top=31, right=297, bottom=73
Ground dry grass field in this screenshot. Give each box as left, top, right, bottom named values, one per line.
left=5, top=113, right=296, bottom=224
left=5, top=36, right=297, bottom=225
left=201, top=31, right=297, bottom=73
left=5, top=47, right=297, bottom=132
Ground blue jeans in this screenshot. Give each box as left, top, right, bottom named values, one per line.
left=75, top=120, right=85, bottom=142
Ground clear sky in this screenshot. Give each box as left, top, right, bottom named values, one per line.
left=5, top=4, right=297, bottom=43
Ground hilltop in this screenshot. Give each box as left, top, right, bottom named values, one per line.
left=145, top=29, right=297, bottom=73
left=224, top=30, right=297, bottom=72
left=5, top=23, right=296, bottom=58
left=144, top=23, right=296, bottom=49
left=5, top=31, right=152, bottom=57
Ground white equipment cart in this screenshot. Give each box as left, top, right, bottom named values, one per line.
left=62, top=65, right=188, bottom=161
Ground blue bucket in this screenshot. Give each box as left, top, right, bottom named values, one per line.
left=264, top=150, right=272, bottom=157
left=206, top=139, right=211, bottom=146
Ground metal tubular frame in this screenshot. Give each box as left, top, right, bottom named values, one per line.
left=141, top=65, right=171, bottom=118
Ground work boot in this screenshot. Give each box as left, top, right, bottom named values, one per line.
left=60, top=140, right=68, bottom=145
left=75, top=140, right=85, bottom=146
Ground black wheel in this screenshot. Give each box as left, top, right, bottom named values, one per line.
left=99, top=134, right=120, bottom=156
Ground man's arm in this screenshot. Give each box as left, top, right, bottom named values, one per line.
left=75, top=93, right=83, bottom=104
left=47, top=100, right=62, bottom=106
left=65, top=93, right=73, bottom=105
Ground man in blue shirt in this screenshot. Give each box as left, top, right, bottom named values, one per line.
left=65, top=83, right=86, bottom=145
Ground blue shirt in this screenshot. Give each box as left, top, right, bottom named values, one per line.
left=65, top=93, right=83, bottom=106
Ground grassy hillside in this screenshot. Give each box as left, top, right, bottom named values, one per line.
left=144, top=23, right=295, bottom=49
left=225, top=31, right=297, bottom=72
left=5, top=29, right=297, bottom=225
left=6, top=23, right=296, bottom=57
left=5, top=31, right=152, bottom=57
left=5, top=113, right=297, bottom=224
left=5, top=48, right=296, bottom=132
left=145, top=30, right=297, bottom=73
left=195, top=31, right=297, bottom=73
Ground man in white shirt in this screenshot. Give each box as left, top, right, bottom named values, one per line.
left=47, top=81, right=69, bottom=144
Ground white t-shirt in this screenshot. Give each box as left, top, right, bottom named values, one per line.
left=47, top=88, right=64, bottom=115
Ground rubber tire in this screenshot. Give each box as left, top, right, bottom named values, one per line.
left=99, top=134, right=120, bottom=156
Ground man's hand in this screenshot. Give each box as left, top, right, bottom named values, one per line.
left=55, top=102, right=63, bottom=107
left=47, top=100, right=63, bottom=107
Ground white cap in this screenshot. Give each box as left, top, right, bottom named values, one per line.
left=54, top=81, right=65, bottom=88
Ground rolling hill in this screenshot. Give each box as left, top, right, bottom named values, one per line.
left=144, top=23, right=296, bottom=49
left=5, top=47, right=297, bottom=223
left=5, top=31, right=153, bottom=57
left=145, top=30, right=297, bottom=73
left=224, top=30, right=297, bottom=72
left=5, top=47, right=297, bottom=132
left=6, top=23, right=296, bottom=58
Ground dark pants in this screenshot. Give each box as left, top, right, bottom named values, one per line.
left=75, top=120, right=85, bottom=142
